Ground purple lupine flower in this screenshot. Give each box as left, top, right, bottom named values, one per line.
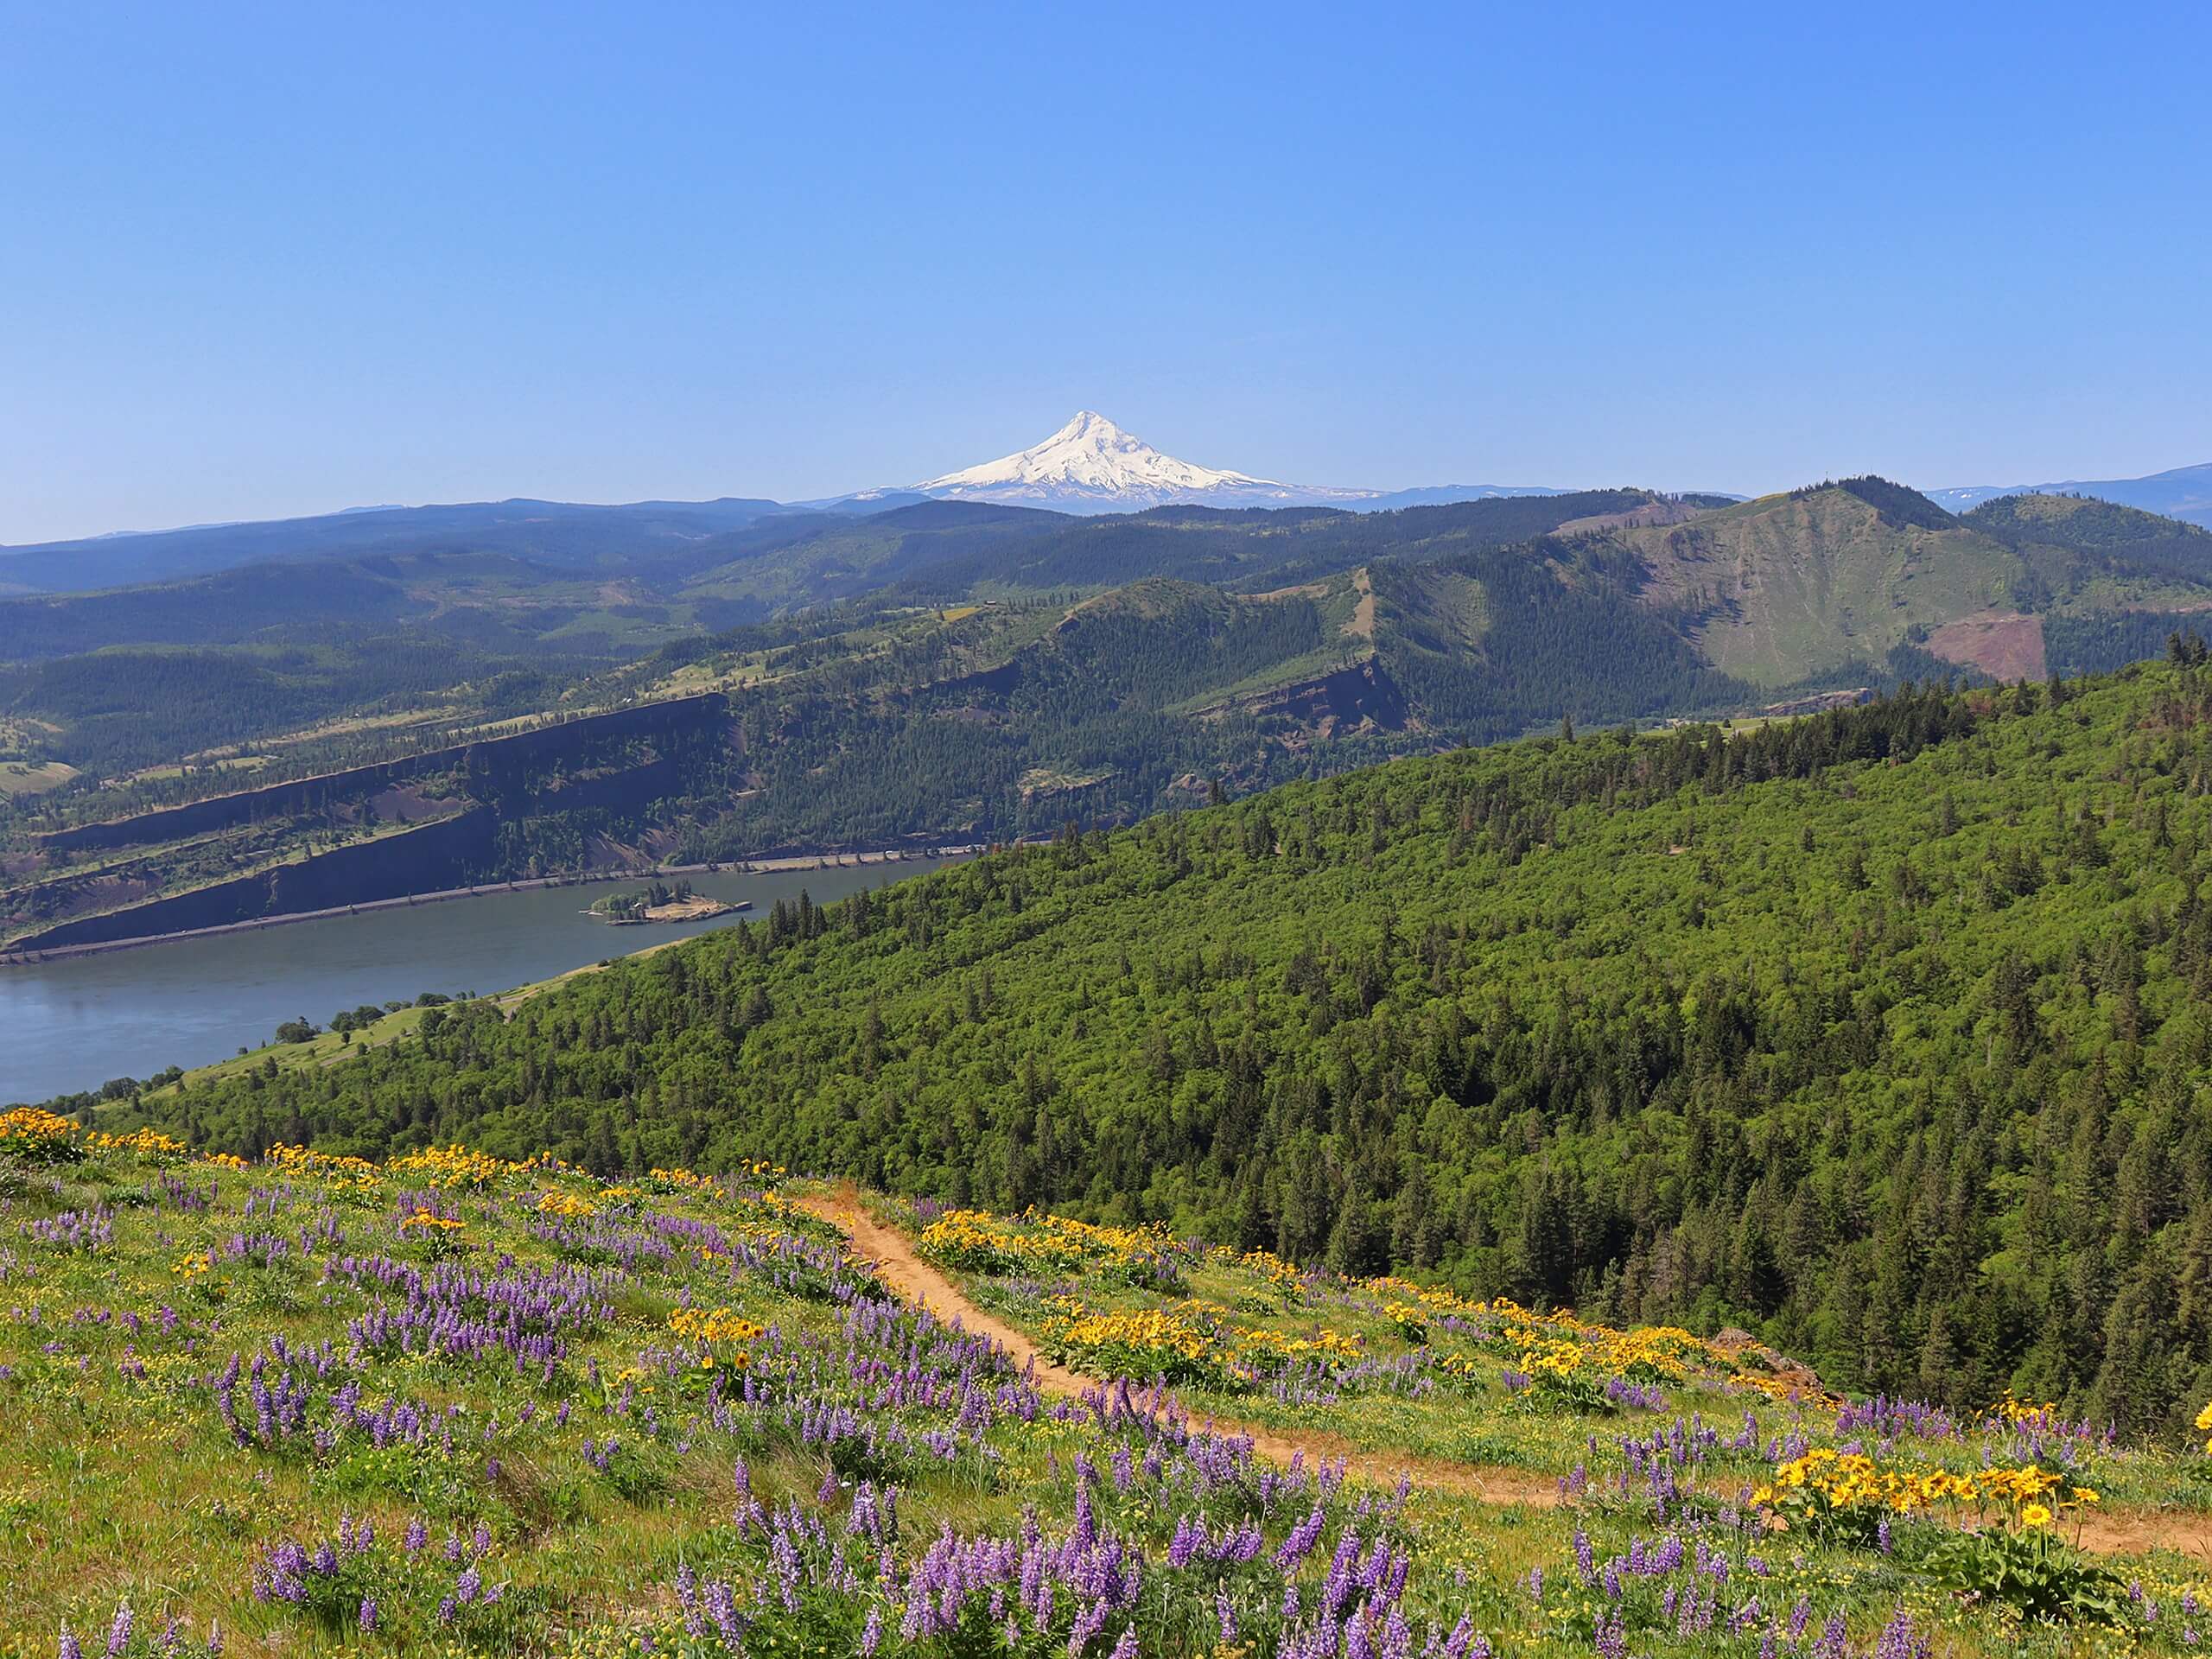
left=106, top=1605, right=133, bottom=1658
left=1874, top=1607, right=1929, bottom=1659
left=59, top=1628, right=84, bottom=1659
left=358, top=1599, right=378, bottom=1633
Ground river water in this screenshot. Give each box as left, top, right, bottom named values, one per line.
left=0, top=858, right=957, bottom=1105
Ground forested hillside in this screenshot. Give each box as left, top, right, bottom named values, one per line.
left=128, top=654, right=2212, bottom=1433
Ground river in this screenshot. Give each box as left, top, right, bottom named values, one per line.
left=0, top=857, right=957, bottom=1105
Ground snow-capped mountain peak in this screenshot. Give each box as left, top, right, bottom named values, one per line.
left=896, top=411, right=1569, bottom=515
left=913, top=412, right=1333, bottom=512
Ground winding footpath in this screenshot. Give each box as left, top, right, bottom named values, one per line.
left=806, top=1185, right=1599, bottom=1510
left=794, top=1185, right=2212, bottom=1562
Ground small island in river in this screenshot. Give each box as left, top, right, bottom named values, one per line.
left=584, top=879, right=745, bottom=925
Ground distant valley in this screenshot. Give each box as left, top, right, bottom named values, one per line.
left=7, top=430, right=2212, bottom=956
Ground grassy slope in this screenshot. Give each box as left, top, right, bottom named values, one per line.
left=1618, top=487, right=2025, bottom=685
left=3, top=1127, right=2209, bottom=1656
left=120, top=664, right=2212, bottom=1440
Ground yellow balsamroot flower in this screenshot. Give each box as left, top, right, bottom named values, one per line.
left=173, top=1250, right=213, bottom=1281
left=1233, top=1326, right=1363, bottom=1363
left=1519, top=1339, right=1586, bottom=1378
left=1758, top=1450, right=2088, bottom=1523
left=0, top=1107, right=78, bottom=1157
left=920, top=1210, right=1087, bottom=1274
left=536, top=1190, right=600, bottom=1218
left=1238, top=1249, right=1306, bottom=1296
left=398, top=1209, right=467, bottom=1234
left=667, top=1306, right=766, bottom=1346
left=86, top=1128, right=189, bottom=1159
left=390, top=1144, right=560, bottom=1189
left=2020, top=1503, right=2054, bottom=1529
left=266, top=1144, right=385, bottom=1191
left=1996, top=1389, right=2063, bottom=1426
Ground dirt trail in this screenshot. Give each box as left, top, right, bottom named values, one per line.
left=796, top=1185, right=1561, bottom=1507
left=795, top=1186, right=2212, bottom=1559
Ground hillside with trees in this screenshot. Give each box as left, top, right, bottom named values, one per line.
left=16, top=482, right=2212, bottom=950
left=118, top=653, right=2212, bottom=1433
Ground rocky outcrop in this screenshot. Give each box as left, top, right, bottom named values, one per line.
left=36, top=694, right=728, bottom=855
left=8, top=808, right=500, bottom=950
left=1197, top=658, right=1410, bottom=736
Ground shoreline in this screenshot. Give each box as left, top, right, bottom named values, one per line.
left=0, top=844, right=987, bottom=966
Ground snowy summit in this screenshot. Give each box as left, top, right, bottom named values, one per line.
left=913, top=412, right=1362, bottom=513
left=887, top=410, right=1564, bottom=516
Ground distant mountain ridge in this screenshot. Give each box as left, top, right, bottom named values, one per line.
left=1928, top=461, right=2212, bottom=527
left=0, top=411, right=1574, bottom=592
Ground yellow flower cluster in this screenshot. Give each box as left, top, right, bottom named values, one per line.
left=1993, top=1389, right=2063, bottom=1425
left=390, top=1144, right=563, bottom=1189
left=397, top=1209, right=467, bottom=1234
left=921, top=1207, right=1185, bottom=1280
left=1752, top=1448, right=2090, bottom=1523
left=646, top=1163, right=783, bottom=1201
left=536, top=1190, right=600, bottom=1218
left=1043, top=1302, right=1223, bottom=1377
left=172, top=1250, right=213, bottom=1282
left=1041, top=1294, right=1366, bottom=1386
left=1368, top=1274, right=1484, bottom=1317
left=265, top=1144, right=384, bottom=1191
left=0, top=1107, right=78, bottom=1155
left=1234, top=1325, right=1364, bottom=1363
left=1232, top=1248, right=1307, bottom=1299
left=2194, top=1398, right=2212, bottom=1454
left=666, top=1306, right=765, bottom=1370
left=666, top=1306, right=766, bottom=1346
left=922, top=1210, right=1090, bottom=1274
left=1518, top=1338, right=1587, bottom=1379
left=86, top=1128, right=189, bottom=1159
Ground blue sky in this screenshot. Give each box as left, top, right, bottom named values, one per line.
left=3, top=3, right=2207, bottom=542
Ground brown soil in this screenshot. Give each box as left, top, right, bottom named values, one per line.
left=639, top=897, right=734, bottom=923
left=797, top=1185, right=1563, bottom=1506
left=1926, top=611, right=2047, bottom=683
left=794, top=1186, right=2207, bottom=1556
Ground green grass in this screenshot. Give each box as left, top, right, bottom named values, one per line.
left=148, top=1006, right=435, bottom=1096
left=0, top=760, right=77, bottom=797
left=3, top=1130, right=2211, bottom=1656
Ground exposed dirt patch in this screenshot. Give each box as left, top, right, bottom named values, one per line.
left=795, top=1185, right=1560, bottom=1505
left=795, top=1188, right=2212, bottom=1554
left=1926, top=610, right=2046, bottom=683
left=1344, top=567, right=1376, bottom=643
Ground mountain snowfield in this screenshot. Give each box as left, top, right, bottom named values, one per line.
left=910, top=410, right=1559, bottom=513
